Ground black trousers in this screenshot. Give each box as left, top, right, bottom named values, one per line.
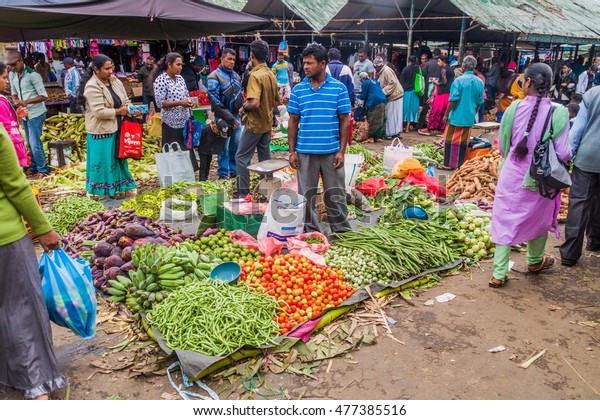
left=559, top=166, right=600, bottom=262
left=416, top=101, right=430, bottom=130
left=198, top=153, right=212, bottom=181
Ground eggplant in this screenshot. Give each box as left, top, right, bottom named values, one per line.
left=125, top=224, right=156, bottom=239
left=92, top=242, right=113, bottom=257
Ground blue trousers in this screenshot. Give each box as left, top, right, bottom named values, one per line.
left=22, top=112, right=49, bottom=174
left=217, top=122, right=241, bottom=177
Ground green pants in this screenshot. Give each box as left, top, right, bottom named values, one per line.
left=492, top=235, right=548, bottom=280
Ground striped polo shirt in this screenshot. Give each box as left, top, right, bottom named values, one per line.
left=287, top=74, right=351, bottom=154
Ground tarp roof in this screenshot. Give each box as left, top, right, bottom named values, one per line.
left=0, top=0, right=269, bottom=42
left=224, top=0, right=600, bottom=45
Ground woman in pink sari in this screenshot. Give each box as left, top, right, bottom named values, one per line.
left=418, top=56, right=454, bottom=136
left=489, top=63, right=571, bottom=287
left=0, top=63, right=28, bottom=167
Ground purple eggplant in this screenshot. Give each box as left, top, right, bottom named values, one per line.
left=92, top=242, right=113, bottom=257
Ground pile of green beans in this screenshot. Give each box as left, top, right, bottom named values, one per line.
left=334, top=221, right=462, bottom=281
left=147, top=280, right=280, bottom=356
left=45, top=196, right=106, bottom=235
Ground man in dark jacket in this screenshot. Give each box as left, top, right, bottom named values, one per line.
left=326, top=48, right=356, bottom=106
left=207, top=48, right=244, bottom=179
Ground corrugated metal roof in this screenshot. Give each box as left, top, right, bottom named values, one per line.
left=450, top=0, right=600, bottom=43
left=204, top=0, right=248, bottom=12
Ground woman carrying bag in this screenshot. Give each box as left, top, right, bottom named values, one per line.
left=152, top=53, right=198, bottom=172
left=77, top=54, right=138, bottom=199
left=489, top=63, right=571, bottom=288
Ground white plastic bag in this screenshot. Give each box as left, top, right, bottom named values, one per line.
left=257, top=188, right=306, bottom=243
left=383, top=137, right=413, bottom=171
left=155, top=142, right=195, bottom=187
left=159, top=198, right=198, bottom=222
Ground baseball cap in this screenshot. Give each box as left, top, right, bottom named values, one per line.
left=507, top=61, right=517, bottom=70
left=4, top=50, right=22, bottom=65
left=63, top=57, right=75, bottom=65
left=192, top=56, right=206, bottom=67
left=373, top=56, right=384, bottom=66
left=215, top=120, right=229, bottom=138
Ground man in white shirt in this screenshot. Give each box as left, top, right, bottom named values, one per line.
left=352, top=48, right=374, bottom=94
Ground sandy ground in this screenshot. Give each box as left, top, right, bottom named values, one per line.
left=3, top=132, right=599, bottom=402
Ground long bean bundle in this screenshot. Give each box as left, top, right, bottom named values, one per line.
left=147, top=280, right=280, bottom=356
left=334, top=222, right=461, bottom=281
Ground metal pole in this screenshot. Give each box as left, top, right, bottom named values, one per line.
left=511, top=32, right=518, bottom=62
left=406, top=0, right=414, bottom=65
left=282, top=4, right=286, bottom=41
left=365, top=14, right=369, bottom=45
left=458, top=16, right=466, bottom=60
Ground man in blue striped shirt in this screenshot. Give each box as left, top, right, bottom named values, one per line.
left=288, top=43, right=352, bottom=234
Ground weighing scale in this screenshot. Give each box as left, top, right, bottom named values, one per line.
left=473, top=121, right=500, bottom=135
left=246, top=159, right=289, bottom=201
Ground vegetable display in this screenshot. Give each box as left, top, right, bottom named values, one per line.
left=41, top=113, right=86, bottom=149
left=446, top=150, right=501, bottom=201
left=147, top=280, right=280, bottom=356
left=186, top=230, right=261, bottom=263
left=413, top=142, right=444, bottom=166
left=346, top=144, right=381, bottom=166
left=241, top=254, right=355, bottom=335
left=325, top=246, right=387, bottom=287
left=45, top=196, right=106, bottom=235
left=379, top=184, right=437, bottom=223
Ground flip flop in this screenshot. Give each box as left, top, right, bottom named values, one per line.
left=418, top=129, right=432, bottom=136
left=527, top=256, right=555, bottom=273
left=489, top=276, right=509, bottom=288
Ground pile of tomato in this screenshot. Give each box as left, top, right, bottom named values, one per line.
left=188, top=90, right=210, bottom=106
left=240, top=254, right=356, bottom=335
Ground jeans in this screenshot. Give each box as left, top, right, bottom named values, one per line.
left=22, top=112, right=49, bottom=173
left=217, top=121, right=241, bottom=177
left=235, top=129, right=271, bottom=195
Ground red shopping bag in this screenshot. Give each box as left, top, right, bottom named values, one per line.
left=118, top=117, right=143, bottom=159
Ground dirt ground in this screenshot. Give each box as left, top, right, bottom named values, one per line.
left=3, top=133, right=599, bottom=401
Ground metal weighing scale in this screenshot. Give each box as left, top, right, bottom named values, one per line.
left=246, top=159, right=289, bottom=201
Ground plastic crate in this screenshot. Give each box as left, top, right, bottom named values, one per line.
left=199, top=191, right=225, bottom=216
left=217, top=204, right=264, bottom=238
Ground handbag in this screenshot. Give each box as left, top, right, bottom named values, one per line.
left=183, top=113, right=204, bottom=148
left=118, top=116, right=143, bottom=159
left=414, top=68, right=425, bottom=96
left=529, top=106, right=572, bottom=199
left=155, top=142, right=196, bottom=187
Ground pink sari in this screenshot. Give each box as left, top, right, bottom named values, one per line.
left=0, top=96, right=28, bottom=167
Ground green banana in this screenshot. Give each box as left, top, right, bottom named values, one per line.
left=146, top=283, right=161, bottom=292
left=106, top=287, right=126, bottom=296
left=108, top=279, right=126, bottom=291
left=158, top=279, right=185, bottom=288
left=157, top=263, right=177, bottom=274
left=105, top=295, right=125, bottom=303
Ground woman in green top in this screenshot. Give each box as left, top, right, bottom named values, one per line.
left=0, top=71, right=65, bottom=399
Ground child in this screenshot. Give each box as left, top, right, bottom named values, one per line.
left=570, top=93, right=583, bottom=105
left=567, top=103, right=580, bottom=129
left=197, top=120, right=230, bottom=181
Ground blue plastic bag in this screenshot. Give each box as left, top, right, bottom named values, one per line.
left=39, top=248, right=97, bottom=339
left=183, top=116, right=204, bottom=148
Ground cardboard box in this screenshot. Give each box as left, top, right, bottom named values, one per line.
left=131, top=86, right=143, bottom=97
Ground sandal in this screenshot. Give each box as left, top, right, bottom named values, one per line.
left=418, top=129, right=431, bottom=136
left=527, top=256, right=555, bottom=273
left=489, top=276, right=509, bottom=288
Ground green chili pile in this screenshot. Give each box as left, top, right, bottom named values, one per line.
left=147, top=280, right=280, bottom=356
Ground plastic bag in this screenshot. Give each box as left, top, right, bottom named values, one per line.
left=286, top=232, right=331, bottom=254
left=400, top=170, right=446, bottom=198
left=159, top=198, right=198, bottom=222
left=118, top=117, right=143, bottom=159
left=147, top=111, right=162, bottom=137
left=183, top=115, right=203, bottom=148
left=257, top=188, right=306, bottom=243
left=383, top=138, right=413, bottom=171
left=391, top=157, right=425, bottom=179
left=39, top=248, right=97, bottom=339
left=155, top=142, right=196, bottom=187
left=356, top=177, right=388, bottom=197
left=228, top=230, right=283, bottom=256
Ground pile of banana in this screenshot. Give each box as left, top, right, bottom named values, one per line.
left=41, top=113, right=86, bottom=150
left=105, top=243, right=217, bottom=313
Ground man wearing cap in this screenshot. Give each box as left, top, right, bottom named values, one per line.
left=181, top=54, right=202, bottom=92
left=272, top=51, right=291, bottom=104
left=373, top=56, right=404, bottom=138
left=63, top=57, right=81, bottom=113
left=5, top=50, right=50, bottom=177
left=207, top=48, right=244, bottom=180
left=451, top=59, right=463, bottom=78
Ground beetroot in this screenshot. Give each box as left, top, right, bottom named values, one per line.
left=125, top=224, right=155, bottom=239
left=121, top=246, right=133, bottom=261
left=92, top=242, right=113, bottom=257
left=104, top=255, right=125, bottom=269
left=118, top=236, right=135, bottom=248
